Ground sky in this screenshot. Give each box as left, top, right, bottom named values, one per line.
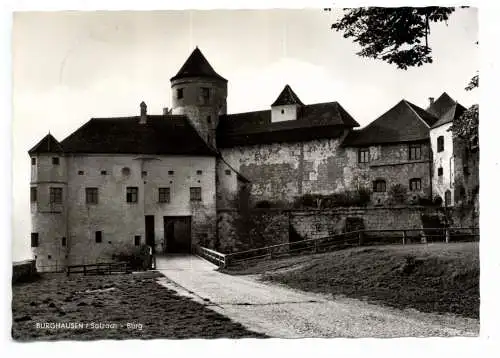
left=11, top=8, right=478, bottom=260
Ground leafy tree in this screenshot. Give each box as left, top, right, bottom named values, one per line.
left=329, top=7, right=478, bottom=142
left=330, top=7, right=456, bottom=69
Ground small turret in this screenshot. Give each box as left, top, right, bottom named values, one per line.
left=270, top=84, right=304, bottom=123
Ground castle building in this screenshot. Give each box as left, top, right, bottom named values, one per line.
left=28, top=48, right=478, bottom=271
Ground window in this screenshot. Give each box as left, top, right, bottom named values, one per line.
left=141, top=171, right=148, bottom=177
left=95, top=231, right=102, bottom=243
left=52, top=157, right=60, bottom=165
left=158, top=187, right=171, bottom=203
left=126, top=187, right=138, bottom=203
left=190, top=187, right=202, bottom=201
left=201, top=87, right=210, bottom=104
left=409, top=143, right=422, bottom=160
left=358, top=148, right=369, bottom=163
left=281, top=109, right=285, bottom=114
left=31, top=157, right=36, bottom=165
left=444, top=190, right=452, bottom=207
left=134, top=235, right=141, bottom=246
left=100, top=170, right=107, bottom=175
left=207, top=115, right=212, bottom=124
left=61, top=237, right=66, bottom=246
left=86, top=187, right=98, bottom=204
left=177, top=88, right=184, bottom=99
left=31, top=233, right=39, bottom=247
left=168, top=170, right=174, bottom=175
left=49, top=187, right=63, bottom=204
left=373, top=179, right=386, bottom=193
left=225, top=169, right=231, bottom=176
left=437, top=136, right=444, bottom=152
left=196, top=170, right=203, bottom=175
left=48, top=255, right=51, bottom=260
left=78, top=170, right=84, bottom=175
left=30, top=187, right=37, bottom=203
left=409, top=178, right=422, bottom=191
left=437, top=167, right=443, bottom=176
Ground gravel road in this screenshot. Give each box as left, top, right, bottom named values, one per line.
left=155, top=255, right=479, bottom=338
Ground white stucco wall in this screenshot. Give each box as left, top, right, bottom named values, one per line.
left=430, top=123, right=455, bottom=205
left=271, top=104, right=298, bottom=123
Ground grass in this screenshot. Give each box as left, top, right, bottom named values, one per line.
left=12, top=271, right=266, bottom=340
left=223, top=242, right=479, bottom=319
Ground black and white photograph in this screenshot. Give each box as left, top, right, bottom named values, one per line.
left=7, top=1, right=487, bottom=346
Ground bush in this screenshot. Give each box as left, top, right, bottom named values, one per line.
left=255, top=200, right=272, bottom=209
left=294, top=188, right=371, bottom=209
left=114, top=252, right=143, bottom=271
left=433, top=195, right=443, bottom=206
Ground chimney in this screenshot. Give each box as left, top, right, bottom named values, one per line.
left=139, top=101, right=147, bottom=124
left=428, top=97, right=435, bottom=106
left=163, top=107, right=169, bottom=115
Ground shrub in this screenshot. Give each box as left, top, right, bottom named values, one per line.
left=114, top=251, right=143, bottom=271
left=254, top=200, right=272, bottom=209
left=389, top=184, right=407, bottom=204
left=433, top=195, right=443, bottom=206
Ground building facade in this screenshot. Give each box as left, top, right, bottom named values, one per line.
left=28, top=48, right=477, bottom=271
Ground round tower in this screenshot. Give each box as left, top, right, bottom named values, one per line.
left=170, top=47, right=227, bottom=148
left=28, top=134, right=68, bottom=272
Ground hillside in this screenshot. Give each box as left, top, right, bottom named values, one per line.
left=223, top=242, right=479, bottom=318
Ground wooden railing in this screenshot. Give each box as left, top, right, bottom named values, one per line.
left=196, top=246, right=228, bottom=268
left=67, top=262, right=130, bottom=276
left=196, top=227, right=479, bottom=268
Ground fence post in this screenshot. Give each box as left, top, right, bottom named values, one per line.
left=83, top=265, right=86, bottom=276
left=268, top=247, right=273, bottom=259
left=314, top=240, right=319, bottom=253
left=402, top=230, right=407, bottom=245
left=445, top=228, right=450, bottom=244
left=358, top=231, right=364, bottom=246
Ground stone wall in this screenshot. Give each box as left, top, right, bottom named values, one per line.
left=216, top=205, right=477, bottom=253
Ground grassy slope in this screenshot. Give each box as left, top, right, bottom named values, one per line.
left=224, top=243, right=479, bottom=318
left=12, top=271, right=266, bottom=340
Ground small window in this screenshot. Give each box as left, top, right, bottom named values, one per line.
left=134, top=235, right=141, bottom=246
left=86, top=187, right=98, bottom=204
left=190, top=187, right=202, bottom=201
left=100, top=170, right=107, bottom=175
left=438, top=167, right=443, bottom=176
left=177, top=88, right=184, bottom=99
left=168, top=170, right=174, bottom=175
left=48, top=255, right=51, bottom=260
left=409, top=143, right=422, bottom=160
left=61, top=237, right=66, bottom=246
left=437, top=136, right=444, bottom=152
left=49, top=187, right=63, bottom=204
left=281, top=109, right=284, bottom=114
left=31, top=157, right=36, bottom=165
left=225, top=169, right=231, bottom=176
left=52, top=157, right=60, bottom=165
left=206, top=115, right=212, bottom=124
left=31, top=233, right=39, bottom=247
left=121, top=167, right=131, bottom=176
left=95, top=231, right=102, bottom=243
left=445, top=190, right=452, bottom=207
left=358, top=148, right=369, bottom=163
left=30, top=187, right=37, bottom=203
left=141, top=171, right=148, bottom=177
left=126, top=187, right=138, bottom=203
left=201, top=87, right=210, bottom=104
left=196, top=170, right=203, bottom=175
left=158, top=187, right=171, bottom=203
left=373, top=179, right=386, bottom=193
left=409, top=178, right=422, bottom=191
left=78, top=170, right=84, bottom=175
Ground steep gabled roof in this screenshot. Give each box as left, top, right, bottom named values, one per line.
left=170, top=47, right=227, bottom=82
left=342, top=100, right=438, bottom=146
left=431, top=102, right=467, bottom=128
left=217, top=101, right=359, bottom=147
left=28, top=133, right=64, bottom=154
left=60, top=115, right=216, bottom=156
left=427, top=92, right=456, bottom=118
left=271, top=84, right=304, bottom=106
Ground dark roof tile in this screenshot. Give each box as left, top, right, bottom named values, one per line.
left=170, top=47, right=226, bottom=82
left=271, top=85, right=304, bottom=106
left=431, top=102, right=467, bottom=128
left=28, top=133, right=64, bottom=154
left=427, top=92, right=456, bottom=118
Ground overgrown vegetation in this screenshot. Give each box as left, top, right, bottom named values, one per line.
left=388, top=184, right=407, bottom=204
left=293, top=188, right=371, bottom=209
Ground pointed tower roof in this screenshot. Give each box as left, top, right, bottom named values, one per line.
left=170, top=47, right=227, bottom=82
left=28, top=133, right=64, bottom=154
left=427, top=92, right=456, bottom=118
left=431, top=102, right=467, bottom=128
left=271, top=84, right=304, bottom=107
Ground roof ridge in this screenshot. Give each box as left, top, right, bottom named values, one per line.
left=402, top=99, right=432, bottom=128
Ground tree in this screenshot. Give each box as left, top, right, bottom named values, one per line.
left=330, top=7, right=456, bottom=69
left=330, top=7, right=478, bottom=142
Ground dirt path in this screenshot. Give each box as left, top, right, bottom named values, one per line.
left=155, top=255, right=479, bottom=338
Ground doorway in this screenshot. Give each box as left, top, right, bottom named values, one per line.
left=145, top=215, right=155, bottom=253
left=164, top=216, right=192, bottom=253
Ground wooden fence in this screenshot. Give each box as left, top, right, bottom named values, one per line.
left=196, top=226, right=479, bottom=269
left=66, top=262, right=130, bottom=276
